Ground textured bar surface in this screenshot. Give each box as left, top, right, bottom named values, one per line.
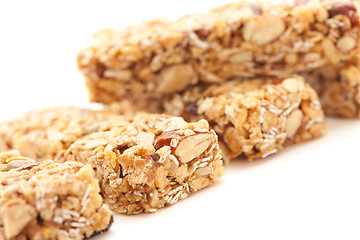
left=0, top=150, right=113, bottom=240
left=109, top=76, right=327, bottom=161
left=0, top=107, right=224, bottom=214
left=0, top=106, right=125, bottom=159
left=77, top=0, right=360, bottom=117
left=301, top=63, right=360, bottom=117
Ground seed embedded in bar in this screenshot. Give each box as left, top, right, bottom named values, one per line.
left=175, top=133, right=213, bottom=163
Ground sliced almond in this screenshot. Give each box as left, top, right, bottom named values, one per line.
left=1, top=159, right=36, bottom=171
left=137, top=132, right=155, bottom=146
left=3, top=204, right=36, bottom=238
left=194, top=166, right=213, bottom=177
left=0, top=150, right=21, bottom=161
left=229, top=51, right=253, bottom=63
left=337, top=36, right=356, bottom=52
left=282, top=78, right=304, bottom=93
left=103, top=69, right=132, bottom=80
left=321, top=38, right=339, bottom=64
left=243, top=16, right=285, bottom=45
left=83, top=138, right=108, bottom=149
left=148, top=190, right=161, bottom=208
left=175, top=134, right=212, bottom=163
left=285, top=109, right=304, bottom=138
left=156, top=64, right=197, bottom=94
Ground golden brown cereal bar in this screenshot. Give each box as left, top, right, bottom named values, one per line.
left=108, top=76, right=327, bottom=161
left=0, top=151, right=113, bottom=240
left=0, top=107, right=224, bottom=214
left=0, top=106, right=125, bottom=159
left=77, top=0, right=360, bottom=117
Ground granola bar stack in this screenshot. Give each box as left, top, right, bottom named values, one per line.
left=0, top=107, right=224, bottom=240
left=1, top=1, right=359, bottom=237
left=76, top=0, right=360, bottom=159
left=0, top=107, right=224, bottom=214
left=78, top=0, right=360, bottom=118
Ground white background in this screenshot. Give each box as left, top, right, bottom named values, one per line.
left=1, top=1, right=360, bottom=240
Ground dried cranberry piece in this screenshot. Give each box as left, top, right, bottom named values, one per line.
left=329, top=2, right=359, bottom=26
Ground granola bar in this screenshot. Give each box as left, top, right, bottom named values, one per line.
left=0, top=150, right=113, bottom=240
left=77, top=0, right=360, bottom=117
left=0, top=107, right=224, bottom=214
left=0, top=106, right=125, bottom=160
left=301, top=63, right=360, bottom=117
left=109, top=76, right=327, bottom=161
